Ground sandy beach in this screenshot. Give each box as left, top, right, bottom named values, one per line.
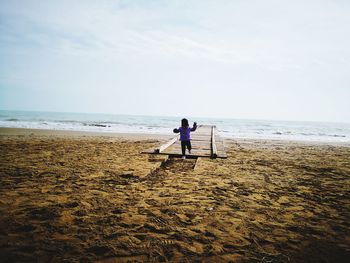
left=0, top=128, right=349, bottom=262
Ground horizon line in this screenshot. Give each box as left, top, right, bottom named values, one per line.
left=0, top=108, right=349, bottom=125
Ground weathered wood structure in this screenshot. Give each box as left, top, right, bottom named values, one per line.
left=144, top=125, right=227, bottom=159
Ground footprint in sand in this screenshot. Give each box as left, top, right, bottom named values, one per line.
left=27, top=206, right=60, bottom=220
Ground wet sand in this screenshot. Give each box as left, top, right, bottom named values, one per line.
left=0, top=128, right=349, bottom=262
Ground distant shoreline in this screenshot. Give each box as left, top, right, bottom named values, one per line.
left=1, top=110, right=349, bottom=144
left=1, top=127, right=349, bottom=147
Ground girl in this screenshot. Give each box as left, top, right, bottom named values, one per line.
left=173, top=118, right=197, bottom=159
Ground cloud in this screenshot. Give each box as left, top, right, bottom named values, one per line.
left=0, top=0, right=350, bottom=121
left=2, top=0, right=349, bottom=68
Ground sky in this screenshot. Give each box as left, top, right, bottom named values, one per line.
left=0, top=0, right=349, bottom=122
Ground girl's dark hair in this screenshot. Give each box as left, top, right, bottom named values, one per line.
left=181, top=118, right=189, bottom=127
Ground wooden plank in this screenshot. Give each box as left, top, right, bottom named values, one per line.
left=142, top=124, right=227, bottom=159
left=150, top=152, right=227, bottom=158
left=194, top=137, right=211, bottom=140
left=152, top=152, right=212, bottom=158
left=211, top=126, right=218, bottom=159
left=155, top=135, right=179, bottom=153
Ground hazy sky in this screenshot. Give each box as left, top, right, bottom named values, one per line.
left=0, top=0, right=349, bottom=122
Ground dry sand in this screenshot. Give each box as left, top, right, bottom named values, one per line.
left=0, top=128, right=349, bottom=262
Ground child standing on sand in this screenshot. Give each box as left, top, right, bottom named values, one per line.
left=173, top=118, right=197, bottom=159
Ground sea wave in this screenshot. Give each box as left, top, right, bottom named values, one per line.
left=1, top=110, right=350, bottom=143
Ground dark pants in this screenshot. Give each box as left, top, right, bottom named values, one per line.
left=181, top=140, right=191, bottom=156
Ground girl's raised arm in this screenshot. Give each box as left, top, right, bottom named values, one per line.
left=190, top=122, right=197, bottom=132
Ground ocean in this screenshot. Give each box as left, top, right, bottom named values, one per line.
left=0, top=110, right=349, bottom=143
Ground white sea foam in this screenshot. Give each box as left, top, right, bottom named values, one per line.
left=1, top=110, right=349, bottom=143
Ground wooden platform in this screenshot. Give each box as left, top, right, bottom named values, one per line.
left=143, top=125, right=227, bottom=159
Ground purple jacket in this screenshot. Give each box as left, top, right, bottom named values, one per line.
left=173, top=124, right=197, bottom=141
